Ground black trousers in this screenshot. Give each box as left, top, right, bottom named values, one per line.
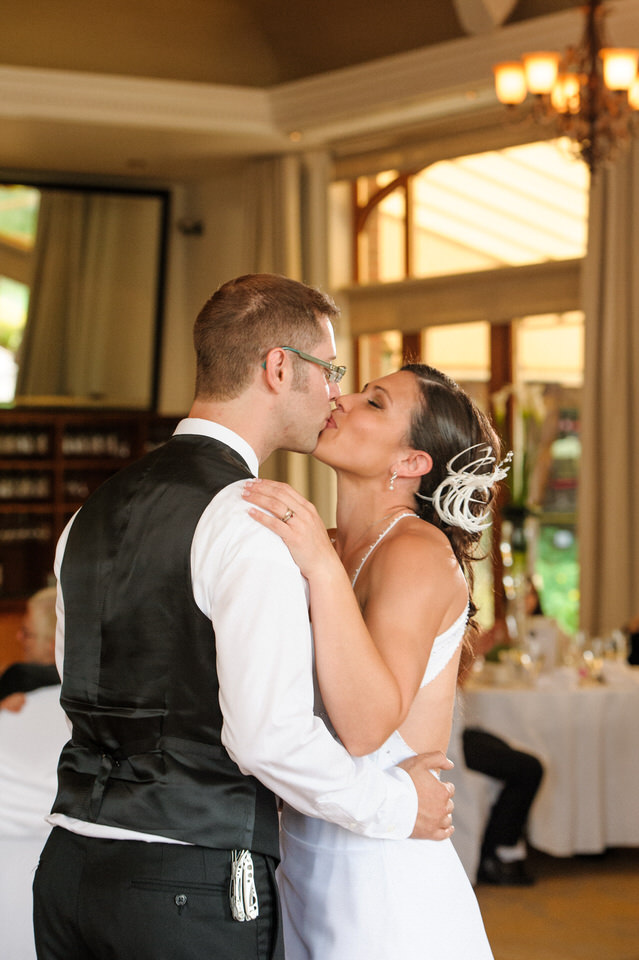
left=33, top=828, right=283, bottom=960
left=462, top=727, right=544, bottom=857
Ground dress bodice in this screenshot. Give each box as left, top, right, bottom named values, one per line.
left=420, top=603, right=468, bottom=688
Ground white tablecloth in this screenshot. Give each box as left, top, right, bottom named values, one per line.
left=459, top=664, right=639, bottom=857
left=0, top=685, right=69, bottom=960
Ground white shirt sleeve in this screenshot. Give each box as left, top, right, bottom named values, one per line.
left=53, top=516, right=74, bottom=684
left=192, top=482, right=418, bottom=839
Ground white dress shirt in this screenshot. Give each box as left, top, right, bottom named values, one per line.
left=49, top=418, right=418, bottom=842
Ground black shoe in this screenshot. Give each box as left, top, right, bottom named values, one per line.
left=477, top=855, right=535, bottom=886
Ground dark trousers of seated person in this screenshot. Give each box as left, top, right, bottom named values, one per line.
left=462, top=727, right=543, bottom=858
left=33, top=827, right=283, bottom=960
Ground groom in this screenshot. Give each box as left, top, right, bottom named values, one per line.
left=33, top=274, right=455, bottom=960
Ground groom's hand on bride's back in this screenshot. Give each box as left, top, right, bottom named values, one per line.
left=399, top=751, right=455, bottom=840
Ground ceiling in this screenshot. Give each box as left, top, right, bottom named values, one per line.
left=1, top=0, right=580, bottom=88
left=1, top=0, right=632, bottom=180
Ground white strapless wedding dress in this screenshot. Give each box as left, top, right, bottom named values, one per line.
left=277, top=569, right=494, bottom=959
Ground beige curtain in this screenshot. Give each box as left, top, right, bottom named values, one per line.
left=17, top=191, right=90, bottom=397
left=579, top=143, right=639, bottom=636
left=241, top=151, right=337, bottom=525
left=17, top=191, right=161, bottom=406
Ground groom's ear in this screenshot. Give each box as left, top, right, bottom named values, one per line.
left=261, top=348, right=288, bottom=391
left=398, top=449, right=432, bottom=479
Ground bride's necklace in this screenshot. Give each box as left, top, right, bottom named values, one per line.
left=350, top=508, right=416, bottom=587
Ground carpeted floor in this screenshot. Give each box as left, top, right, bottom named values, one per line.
left=475, top=847, right=639, bottom=960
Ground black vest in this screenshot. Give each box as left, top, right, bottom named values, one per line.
left=53, top=434, right=280, bottom=858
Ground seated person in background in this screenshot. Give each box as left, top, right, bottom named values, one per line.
left=0, top=587, right=59, bottom=707
left=625, top=613, right=639, bottom=665
left=459, top=617, right=544, bottom=886
left=462, top=727, right=543, bottom=886
left=0, top=586, right=68, bottom=960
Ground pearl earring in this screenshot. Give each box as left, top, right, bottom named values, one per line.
left=389, top=471, right=397, bottom=491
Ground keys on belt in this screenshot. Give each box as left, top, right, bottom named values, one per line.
left=229, top=849, right=259, bottom=921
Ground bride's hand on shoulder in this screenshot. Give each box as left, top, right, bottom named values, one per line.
left=242, top=478, right=338, bottom=581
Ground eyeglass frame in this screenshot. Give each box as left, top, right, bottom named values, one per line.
left=262, top=346, right=346, bottom=384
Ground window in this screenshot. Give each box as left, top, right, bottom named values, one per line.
left=0, top=278, right=29, bottom=403
left=512, top=313, right=583, bottom=634
left=356, top=172, right=406, bottom=284
left=0, top=185, right=40, bottom=251
left=358, top=331, right=403, bottom=383
left=422, top=320, right=494, bottom=626
left=0, top=185, right=41, bottom=403
left=342, top=140, right=588, bottom=634
left=353, top=139, right=589, bottom=284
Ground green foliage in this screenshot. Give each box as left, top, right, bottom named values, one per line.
left=536, top=523, right=579, bottom=635
left=0, top=185, right=40, bottom=245
left=0, top=322, right=23, bottom=352
left=0, top=278, right=29, bottom=353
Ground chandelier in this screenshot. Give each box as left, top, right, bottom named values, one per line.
left=492, top=0, right=639, bottom=174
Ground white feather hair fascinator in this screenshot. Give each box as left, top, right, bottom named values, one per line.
left=416, top=443, right=512, bottom=534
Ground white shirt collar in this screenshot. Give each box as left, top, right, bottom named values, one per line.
left=173, top=418, right=259, bottom=476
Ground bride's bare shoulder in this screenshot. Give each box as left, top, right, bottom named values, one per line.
left=372, top=519, right=465, bottom=594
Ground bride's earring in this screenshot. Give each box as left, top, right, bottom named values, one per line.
left=389, top=470, right=397, bottom=491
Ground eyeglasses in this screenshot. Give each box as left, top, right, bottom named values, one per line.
left=282, top=347, right=346, bottom=384
left=264, top=347, right=347, bottom=383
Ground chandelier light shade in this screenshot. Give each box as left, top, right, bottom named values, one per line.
left=522, top=52, right=560, bottom=95
left=492, top=0, right=639, bottom=173
left=600, top=48, right=639, bottom=89
left=492, top=62, right=528, bottom=103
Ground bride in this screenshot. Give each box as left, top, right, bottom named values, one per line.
left=243, top=363, right=505, bottom=959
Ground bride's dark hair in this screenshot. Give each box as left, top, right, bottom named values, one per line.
left=401, top=363, right=502, bottom=658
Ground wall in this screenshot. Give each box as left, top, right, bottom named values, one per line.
left=157, top=164, right=252, bottom=415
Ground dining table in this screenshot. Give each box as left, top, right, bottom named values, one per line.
left=458, top=659, right=639, bottom=858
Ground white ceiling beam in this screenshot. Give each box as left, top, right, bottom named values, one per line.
left=0, top=66, right=280, bottom=139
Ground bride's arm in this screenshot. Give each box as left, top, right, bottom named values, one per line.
left=242, top=479, right=455, bottom=755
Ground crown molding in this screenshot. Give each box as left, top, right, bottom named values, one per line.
left=269, top=7, right=585, bottom=142
left=271, top=3, right=639, bottom=145
left=0, top=66, right=280, bottom=139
